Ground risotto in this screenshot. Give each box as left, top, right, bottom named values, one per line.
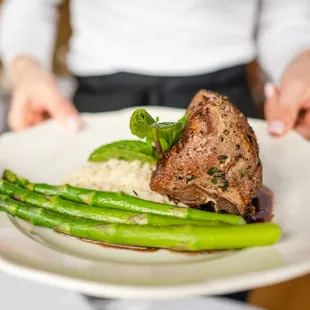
left=64, top=159, right=185, bottom=206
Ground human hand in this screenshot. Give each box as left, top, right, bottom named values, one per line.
left=8, top=55, right=82, bottom=131
left=264, top=51, right=310, bottom=140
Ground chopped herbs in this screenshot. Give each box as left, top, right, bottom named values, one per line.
left=223, top=129, right=229, bottom=135
left=236, top=144, right=240, bottom=150
left=177, top=176, right=183, bottom=180
left=218, top=155, right=228, bottom=164
left=219, top=135, right=224, bottom=142
left=211, top=177, right=218, bottom=184
left=219, top=182, right=229, bottom=191
left=186, top=175, right=197, bottom=184
left=209, top=168, right=227, bottom=186
left=208, top=167, right=217, bottom=175
left=241, top=168, right=248, bottom=177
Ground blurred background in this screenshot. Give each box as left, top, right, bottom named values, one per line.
left=0, top=1, right=309, bottom=309
left=0, top=0, right=266, bottom=134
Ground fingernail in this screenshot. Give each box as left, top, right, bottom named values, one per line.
left=66, top=115, right=82, bottom=132
left=269, top=120, right=285, bottom=135
left=264, top=82, right=275, bottom=99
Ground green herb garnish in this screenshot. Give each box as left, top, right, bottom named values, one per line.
left=211, top=177, right=218, bottom=184
left=186, top=175, right=197, bottom=184
left=89, top=140, right=159, bottom=163
left=241, top=168, right=248, bottom=177
left=130, top=109, right=188, bottom=152
left=218, top=155, right=228, bottom=164
left=219, top=182, right=229, bottom=192
left=208, top=167, right=217, bottom=175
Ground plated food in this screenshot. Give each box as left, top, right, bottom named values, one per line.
left=0, top=90, right=281, bottom=252
left=1, top=100, right=309, bottom=298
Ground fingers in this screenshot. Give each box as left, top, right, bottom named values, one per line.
left=264, top=83, right=285, bottom=135
left=34, top=81, right=83, bottom=132
left=27, top=111, right=49, bottom=127
left=8, top=57, right=83, bottom=132
left=8, top=92, right=29, bottom=131
left=45, top=95, right=83, bottom=132
left=9, top=90, right=83, bottom=132
left=295, top=109, right=310, bottom=140
left=295, top=124, right=310, bottom=140
left=264, top=82, right=302, bottom=136
left=304, top=109, right=310, bottom=126
left=278, top=79, right=304, bottom=132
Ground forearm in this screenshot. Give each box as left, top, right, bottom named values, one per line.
left=257, top=0, right=310, bottom=83
left=0, top=0, right=63, bottom=76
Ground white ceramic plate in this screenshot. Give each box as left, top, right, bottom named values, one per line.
left=0, top=107, right=309, bottom=299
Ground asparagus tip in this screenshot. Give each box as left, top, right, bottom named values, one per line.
left=3, top=170, right=16, bottom=182
left=238, top=217, right=247, bottom=225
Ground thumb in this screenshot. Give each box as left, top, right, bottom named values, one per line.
left=46, top=95, right=83, bottom=132
left=8, top=91, right=29, bottom=131
left=264, top=82, right=299, bottom=136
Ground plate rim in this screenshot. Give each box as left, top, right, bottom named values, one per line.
left=1, top=234, right=310, bottom=299
left=0, top=109, right=310, bottom=298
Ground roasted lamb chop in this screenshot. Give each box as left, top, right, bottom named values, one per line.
left=150, top=90, right=262, bottom=217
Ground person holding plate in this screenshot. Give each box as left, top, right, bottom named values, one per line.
left=0, top=0, right=309, bottom=304
left=0, top=0, right=310, bottom=140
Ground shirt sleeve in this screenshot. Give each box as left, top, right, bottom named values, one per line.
left=0, top=0, right=63, bottom=73
left=257, top=0, right=310, bottom=84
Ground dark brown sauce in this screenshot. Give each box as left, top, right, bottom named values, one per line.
left=60, top=186, right=274, bottom=254
left=250, top=185, right=274, bottom=223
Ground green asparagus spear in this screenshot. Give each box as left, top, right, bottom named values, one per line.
left=3, top=170, right=246, bottom=225
left=0, top=180, right=225, bottom=226
left=0, top=194, right=281, bottom=251
left=0, top=194, right=94, bottom=228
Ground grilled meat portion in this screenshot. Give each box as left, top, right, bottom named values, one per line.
left=150, top=90, right=262, bottom=217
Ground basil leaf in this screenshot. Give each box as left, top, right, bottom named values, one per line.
left=129, top=109, right=156, bottom=140
left=130, top=109, right=188, bottom=152
left=150, top=114, right=188, bottom=151
left=89, top=140, right=159, bottom=163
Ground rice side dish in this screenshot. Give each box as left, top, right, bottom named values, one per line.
left=64, top=159, right=186, bottom=206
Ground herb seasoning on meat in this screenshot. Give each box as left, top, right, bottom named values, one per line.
left=150, top=90, right=262, bottom=218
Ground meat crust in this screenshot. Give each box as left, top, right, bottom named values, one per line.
left=150, top=90, right=262, bottom=217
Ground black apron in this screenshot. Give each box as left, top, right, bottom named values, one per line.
left=73, top=64, right=257, bottom=119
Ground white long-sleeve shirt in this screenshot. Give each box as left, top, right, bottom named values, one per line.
left=0, top=0, right=310, bottom=83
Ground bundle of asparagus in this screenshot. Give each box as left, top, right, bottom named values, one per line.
left=2, top=170, right=246, bottom=225
left=0, top=170, right=281, bottom=252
